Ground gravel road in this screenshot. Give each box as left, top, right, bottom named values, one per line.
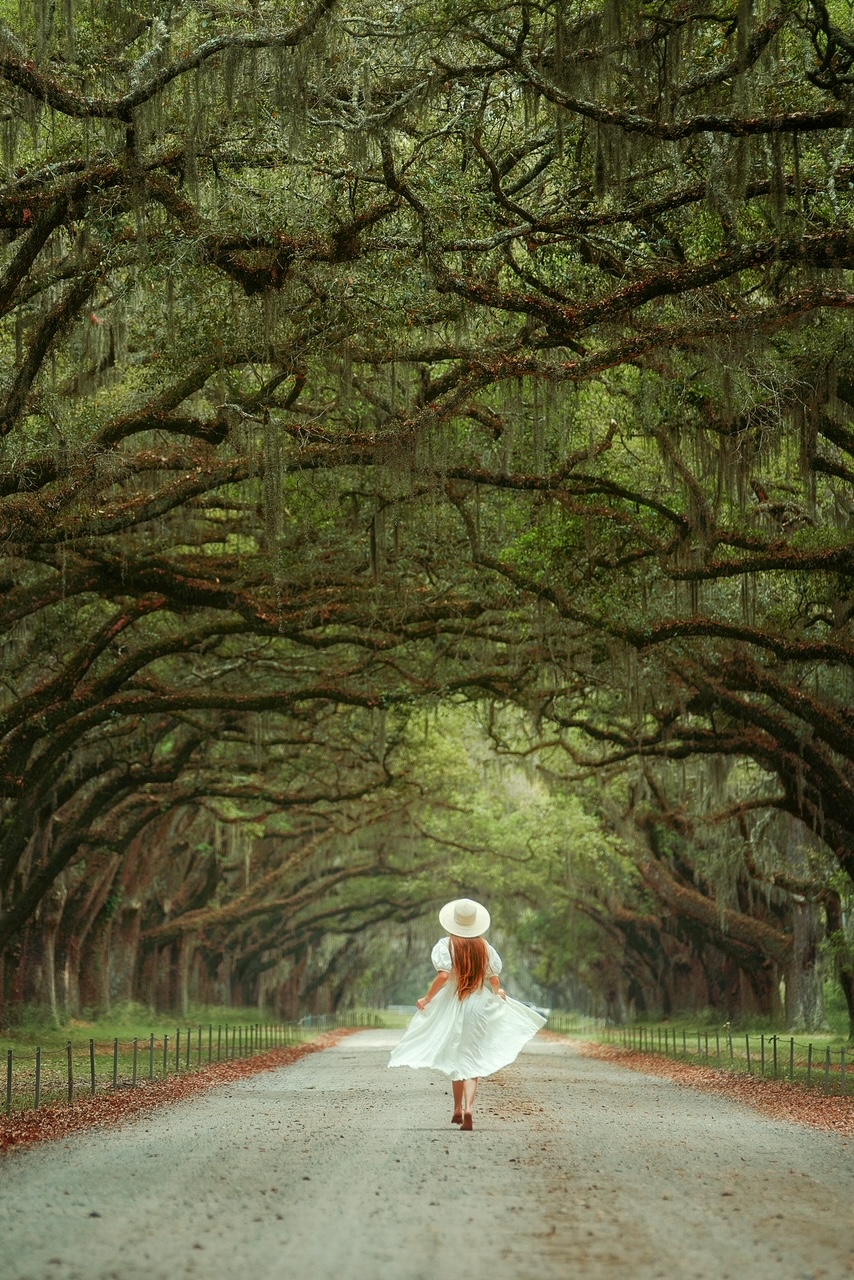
left=2, top=1030, right=853, bottom=1280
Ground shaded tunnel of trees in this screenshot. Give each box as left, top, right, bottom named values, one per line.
left=1, top=0, right=854, bottom=1033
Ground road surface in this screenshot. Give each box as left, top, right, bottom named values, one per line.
left=2, top=1031, right=853, bottom=1280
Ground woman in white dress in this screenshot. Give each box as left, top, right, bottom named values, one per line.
left=388, top=898, right=546, bottom=1130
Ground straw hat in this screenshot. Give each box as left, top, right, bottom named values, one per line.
left=438, top=897, right=491, bottom=938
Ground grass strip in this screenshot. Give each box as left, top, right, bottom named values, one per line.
left=0, top=1028, right=358, bottom=1154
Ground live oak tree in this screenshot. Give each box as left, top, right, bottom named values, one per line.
left=2, top=0, right=854, bottom=1023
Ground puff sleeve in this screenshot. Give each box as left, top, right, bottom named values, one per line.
left=486, top=943, right=503, bottom=977
left=431, top=937, right=453, bottom=972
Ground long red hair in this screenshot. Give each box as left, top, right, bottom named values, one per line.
left=451, top=936, right=488, bottom=999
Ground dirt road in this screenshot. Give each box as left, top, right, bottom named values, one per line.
left=2, top=1031, right=853, bottom=1280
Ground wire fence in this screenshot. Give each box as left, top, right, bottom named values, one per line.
left=546, top=1013, right=607, bottom=1037
left=597, top=1023, right=852, bottom=1098
left=3, top=1010, right=386, bottom=1117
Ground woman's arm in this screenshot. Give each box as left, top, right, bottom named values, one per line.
left=416, top=970, right=450, bottom=1010
left=489, top=975, right=507, bottom=999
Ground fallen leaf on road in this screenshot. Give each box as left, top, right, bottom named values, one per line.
left=576, top=1041, right=854, bottom=1137
left=0, top=1030, right=357, bottom=1155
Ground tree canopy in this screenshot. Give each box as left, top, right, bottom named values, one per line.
left=2, top=0, right=854, bottom=1031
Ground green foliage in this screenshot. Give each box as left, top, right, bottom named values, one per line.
left=1, top=0, right=854, bottom=1027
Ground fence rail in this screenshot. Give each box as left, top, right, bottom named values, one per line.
left=3, top=1011, right=385, bottom=1117
left=595, top=1023, right=852, bottom=1098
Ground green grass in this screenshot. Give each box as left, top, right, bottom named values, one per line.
left=619, top=1016, right=851, bottom=1048
left=540, top=1015, right=854, bottom=1098
left=1, top=1004, right=388, bottom=1115
left=599, top=1022, right=854, bottom=1096
left=545, top=978, right=853, bottom=1045
left=4, top=1001, right=286, bottom=1046
left=370, top=1009, right=411, bottom=1029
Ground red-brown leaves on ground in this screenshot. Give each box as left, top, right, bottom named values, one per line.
left=579, top=1040, right=854, bottom=1136
left=0, top=1029, right=356, bottom=1155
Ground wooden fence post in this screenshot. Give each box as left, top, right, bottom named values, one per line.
left=6, top=1048, right=11, bottom=1114
left=824, top=1047, right=831, bottom=1095
left=789, top=1038, right=794, bottom=1081
left=66, top=1041, right=73, bottom=1104
left=132, top=1039, right=138, bottom=1088
left=807, top=1043, right=813, bottom=1088
left=163, top=1034, right=169, bottom=1076
left=35, top=1047, right=41, bottom=1110
left=149, top=1033, right=155, bottom=1081
left=746, top=1034, right=752, bottom=1074
left=112, top=1038, right=119, bottom=1089
left=90, top=1038, right=96, bottom=1096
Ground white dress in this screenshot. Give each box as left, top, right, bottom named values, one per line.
left=388, top=938, right=547, bottom=1081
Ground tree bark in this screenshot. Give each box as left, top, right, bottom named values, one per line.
left=176, top=934, right=193, bottom=1019
left=78, top=913, right=113, bottom=1016
left=785, top=899, right=826, bottom=1032
left=825, top=890, right=854, bottom=1041
left=111, top=902, right=142, bottom=1005
left=31, top=872, right=67, bottom=1026
left=637, top=857, right=793, bottom=966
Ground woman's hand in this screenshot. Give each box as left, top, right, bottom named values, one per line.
left=417, top=970, right=449, bottom=1012
left=497, top=988, right=507, bottom=1000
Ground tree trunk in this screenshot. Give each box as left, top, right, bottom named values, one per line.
left=31, top=917, right=61, bottom=1025
left=824, top=889, right=854, bottom=1040
left=111, top=902, right=142, bottom=1005
left=30, top=874, right=67, bottom=1024
left=702, top=950, right=745, bottom=1021
left=744, top=961, right=779, bottom=1020
left=176, top=935, right=193, bottom=1018
left=786, top=899, right=826, bottom=1031
left=838, top=968, right=854, bottom=1044
left=55, top=855, right=120, bottom=1019
left=135, top=941, right=159, bottom=1013
left=78, top=913, right=113, bottom=1015
left=59, top=934, right=82, bottom=1019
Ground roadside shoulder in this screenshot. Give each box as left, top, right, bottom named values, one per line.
left=0, top=1029, right=357, bottom=1155
left=574, top=1039, right=854, bottom=1138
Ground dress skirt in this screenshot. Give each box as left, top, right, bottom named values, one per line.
left=388, top=981, right=546, bottom=1081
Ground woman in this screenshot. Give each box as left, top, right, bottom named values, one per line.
left=388, top=898, right=546, bottom=1130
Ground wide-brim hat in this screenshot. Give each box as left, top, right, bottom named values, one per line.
left=439, top=897, right=491, bottom=938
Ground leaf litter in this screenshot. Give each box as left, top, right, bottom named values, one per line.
left=0, top=1029, right=356, bottom=1155
left=578, top=1039, right=854, bottom=1137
